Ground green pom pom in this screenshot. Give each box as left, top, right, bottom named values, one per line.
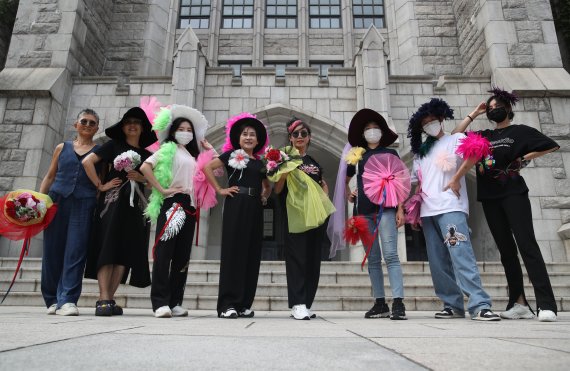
left=153, top=107, right=172, bottom=132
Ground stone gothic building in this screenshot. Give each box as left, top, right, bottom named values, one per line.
left=0, top=0, right=569, bottom=264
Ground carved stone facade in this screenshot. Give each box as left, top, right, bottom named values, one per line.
left=1, top=0, right=569, bottom=263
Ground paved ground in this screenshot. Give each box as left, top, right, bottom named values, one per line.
left=0, top=307, right=568, bottom=370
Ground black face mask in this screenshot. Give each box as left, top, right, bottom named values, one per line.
left=487, top=107, right=508, bottom=123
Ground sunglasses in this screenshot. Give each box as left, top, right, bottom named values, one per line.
left=78, top=119, right=98, bottom=127
left=291, top=129, right=309, bottom=138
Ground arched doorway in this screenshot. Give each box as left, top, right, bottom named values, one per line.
left=202, top=104, right=348, bottom=261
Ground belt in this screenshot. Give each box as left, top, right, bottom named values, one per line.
left=236, top=186, right=259, bottom=196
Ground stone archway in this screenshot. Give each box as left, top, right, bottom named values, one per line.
left=194, top=103, right=349, bottom=261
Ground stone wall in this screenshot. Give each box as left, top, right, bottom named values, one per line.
left=264, top=33, right=298, bottom=56
left=415, top=0, right=462, bottom=75
left=103, top=0, right=149, bottom=76
left=218, top=33, right=254, bottom=57
left=77, top=0, right=112, bottom=75
left=307, top=32, right=344, bottom=58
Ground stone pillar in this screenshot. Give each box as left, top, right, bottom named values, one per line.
left=171, top=27, right=209, bottom=259
left=252, top=0, right=264, bottom=67
left=385, top=0, right=423, bottom=75
left=341, top=0, right=354, bottom=66
left=298, top=0, right=308, bottom=67
left=207, top=0, right=222, bottom=65
left=139, top=0, right=178, bottom=76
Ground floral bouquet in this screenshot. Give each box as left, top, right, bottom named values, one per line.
left=262, top=145, right=296, bottom=177
left=0, top=190, right=57, bottom=303
left=113, top=150, right=142, bottom=207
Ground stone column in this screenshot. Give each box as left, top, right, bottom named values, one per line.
left=298, top=0, right=308, bottom=67
left=207, top=0, right=222, bottom=65
left=139, top=0, right=178, bottom=76
left=252, top=0, right=264, bottom=67
left=385, top=0, right=423, bottom=75
left=171, top=27, right=209, bottom=259
left=341, top=0, right=354, bottom=66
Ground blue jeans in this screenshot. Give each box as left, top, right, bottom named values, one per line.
left=41, top=193, right=96, bottom=308
left=364, top=209, right=404, bottom=299
left=421, top=211, right=492, bottom=316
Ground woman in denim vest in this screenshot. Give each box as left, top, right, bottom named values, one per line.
left=39, top=109, right=107, bottom=316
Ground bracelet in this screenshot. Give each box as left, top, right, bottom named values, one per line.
left=466, top=114, right=473, bottom=122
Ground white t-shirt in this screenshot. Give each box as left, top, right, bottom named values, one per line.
left=145, top=145, right=197, bottom=206
left=411, top=133, right=469, bottom=217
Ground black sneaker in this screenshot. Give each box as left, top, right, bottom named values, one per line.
left=364, top=302, right=390, bottom=318
left=472, top=308, right=501, bottom=321
left=435, top=308, right=464, bottom=319
left=390, top=299, right=407, bottom=320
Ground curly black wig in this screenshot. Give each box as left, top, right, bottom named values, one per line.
left=486, top=86, right=518, bottom=120
left=407, top=98, right=454, bottom=155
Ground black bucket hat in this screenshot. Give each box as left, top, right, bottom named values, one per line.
left=105, top=107, right=157, bottom=148
left=348, top=108, right=398, bottom=148
left=229, top=117, right=268, bottom=154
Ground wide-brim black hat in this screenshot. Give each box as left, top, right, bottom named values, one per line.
left=348, top=108, right=398, bottom=147
left=105, top=107, right=158, bottom=148
left=229, top=117, right=268, bottom=154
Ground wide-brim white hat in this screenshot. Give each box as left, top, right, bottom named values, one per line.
left=155, top=104, right=209, bottom=146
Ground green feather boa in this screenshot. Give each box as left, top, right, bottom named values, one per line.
left=419, top=136, right=438, bottom=158
left=144, top=141, right=177, bottom=222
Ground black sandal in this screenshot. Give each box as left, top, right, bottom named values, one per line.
left=95, top=300, right=113, bottom=316
left=110, top=300, right=123, bottom=315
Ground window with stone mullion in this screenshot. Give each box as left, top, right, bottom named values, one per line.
left=179, top=0, right=211, bottom=29
left=352, top=0, right=385, bottom=29
left=222, top=0, right=255, bottom=29
left=266, top=0, right=297, bottom=29
left=309, top=0, right=341, bottom=29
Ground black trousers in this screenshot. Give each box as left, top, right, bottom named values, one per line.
left=217, top=194, right=263, bottom=315
left=481, top=193, right=557, bottom=313
left=150, top=194, right=195, bottom=311
left=285, top=224, right=325, bottom=308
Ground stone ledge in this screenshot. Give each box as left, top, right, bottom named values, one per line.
left=494, top=67, right=570, bottom=97
left=0, top=68, right=67, bottom=98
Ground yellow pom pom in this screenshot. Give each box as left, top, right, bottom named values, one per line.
left=344, top=147, right=366, bottom=165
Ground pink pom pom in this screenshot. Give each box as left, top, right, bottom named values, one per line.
left=193, top=150, right=218, bottom=210
left=140, top=96, right=161, bottom=126
left=434, top=151, right=456, bottom=172
left=456, top=132, right=491, bottom=161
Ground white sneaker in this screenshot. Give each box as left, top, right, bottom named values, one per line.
left=46, top=304, right=57, bottom=315
left=538, top=309, right=557, bottom=322
left=307, top=308, right=316, bottom=319
left=238, top=308, right=255, bottom=318
left=171, top=306, right=188, bottom=317
left=154, top=305, right=172, bottom=318
left=500, top=303, right=535, bottom=319
left=56, top=303, right=79, bottom=316
left=220, top=308, right=238, bottom=318
left=291, top=304, right=310, bottom=320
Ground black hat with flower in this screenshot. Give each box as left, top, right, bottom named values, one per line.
left=407, top=98, right=454, bottom=156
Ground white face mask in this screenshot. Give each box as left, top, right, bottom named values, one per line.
left=423, top=120, right=442, bottom=137
left=364, top=128, right=382, bottom=144
left=175, top=131, right=193, bottom=145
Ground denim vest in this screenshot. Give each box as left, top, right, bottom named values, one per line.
left=50, top=141, right=99, bottom=198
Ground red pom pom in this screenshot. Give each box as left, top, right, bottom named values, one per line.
left=343, top=216, right=374, bottom=247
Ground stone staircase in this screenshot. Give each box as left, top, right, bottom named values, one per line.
left=1, top=258, right=569, bottom=311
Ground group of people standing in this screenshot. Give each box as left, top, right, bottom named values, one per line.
left=38, top=86, right=559, bottom=323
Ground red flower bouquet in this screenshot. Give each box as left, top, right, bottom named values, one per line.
left=0, top=190, right=57, bottom=303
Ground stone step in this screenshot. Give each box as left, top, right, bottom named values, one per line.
left=3, top=258, right=570, bottom=273
left=1, top=291, right=568, bottom=312
left=2, top=267, right=570, bottom=286
left=3, top=278, right=570, bottom=298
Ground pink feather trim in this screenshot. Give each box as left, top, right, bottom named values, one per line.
left=193, top=149, right=218, bottom=210
left=140, top=96, right=162, bottom=152
left=221, top=112, right=269, bottom=156
left=456, top=132, right=491, bottom=161
left=404, top=194, right=423, bottom=226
